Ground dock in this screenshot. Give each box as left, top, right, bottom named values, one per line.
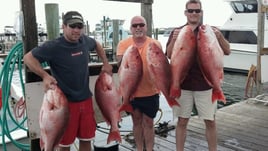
left=1, top=96, right=267, bottom=151
left=93, top=98, right=268, bottom=151
left=167, top=99, right=268, bottom=151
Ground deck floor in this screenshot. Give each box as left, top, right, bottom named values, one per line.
left=94, top=99, right=268, bottom=151
left=1, top=99, right=268, bottom=151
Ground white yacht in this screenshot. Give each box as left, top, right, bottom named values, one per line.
left=94, top=19, right=129, bottom=48
left=220, top=0, right=268, bottom=82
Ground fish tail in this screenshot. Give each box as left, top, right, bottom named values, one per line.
left=107, top=130, right=122, bottom=144
left=119, top=104, right=133, bottom=113
left=212, top=90, right=226, bottom=104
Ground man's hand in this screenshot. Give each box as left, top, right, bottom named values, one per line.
left=101, top=63, right=113, bottom=75
left=43, top=75, right=57, bottom=92
left=212, top=27, right=222, bottom=40
left=172, top=29, right=180, bottom=41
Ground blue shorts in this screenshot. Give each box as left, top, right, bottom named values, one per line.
left=131, top=94, right=159, bottom=118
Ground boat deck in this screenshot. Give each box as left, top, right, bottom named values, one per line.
left=2, top=98, right=267, bottom=151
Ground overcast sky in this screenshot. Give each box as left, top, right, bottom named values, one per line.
left=0, top=0, right=232, bottom=32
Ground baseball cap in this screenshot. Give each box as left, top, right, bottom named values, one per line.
left=63, top=11, right=84, bottom=25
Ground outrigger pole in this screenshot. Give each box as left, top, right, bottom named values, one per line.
left=256, top=0, right=268, bottom=94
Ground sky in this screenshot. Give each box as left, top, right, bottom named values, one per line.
left=0, top=0, right=232, bottom=33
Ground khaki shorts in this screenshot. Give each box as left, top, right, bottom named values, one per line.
left=172, top=89, right=217, bottom=121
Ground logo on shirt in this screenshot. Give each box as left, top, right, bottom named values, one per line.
left=71, top=51, right=83, bottom=56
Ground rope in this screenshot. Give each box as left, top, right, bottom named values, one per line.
left=0, top=42, right=30, bottom=151
left=245, top=64, right=257, bottom=98
left=246, top=93, right=268, bottom=105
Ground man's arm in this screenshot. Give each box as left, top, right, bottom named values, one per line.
left=23, top=52, right=50, bottom=80
left=95, top=41, right=113, bottom=74
left=23, top=52, right=57, bottom=90
left=213, top=27, right=231, bottom=55
left=166, top=29, right=180, bottom=59
left=116, top=55, right=123, bottom=67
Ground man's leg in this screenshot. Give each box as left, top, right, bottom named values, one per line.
left=176, top=117, right=189, bottom=151
left=205, top=119, right=217, bottom=151
left=79, top=140, right=92, bottom=151
left=132, top=109, right=144, bottom=151
left=143, top=114, right=154, bottom=151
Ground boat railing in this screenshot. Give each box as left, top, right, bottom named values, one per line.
left=89, top=47, right=115, bottom=63
left=0, top=41, right=17, bottom=54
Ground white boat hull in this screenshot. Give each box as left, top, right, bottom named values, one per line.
left=224, top=48, right=257, bottom=72
left=224, top=48, right=268, bottom=83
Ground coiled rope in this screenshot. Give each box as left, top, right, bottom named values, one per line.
left=244, top=64, right=268, bottom=105
left=245, top=64, right=257, bottom=98
left=0, top=42, right=30, bottom=151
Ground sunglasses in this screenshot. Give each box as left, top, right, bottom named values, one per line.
left=131, top=23, right=146, bottom=28
left=68, top=23, right=84, bottom=29
left=187, top=9, right=202, bottom=13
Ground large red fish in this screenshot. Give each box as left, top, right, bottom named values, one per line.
left=197, top=24, right=226, bottom=103
left=95, top=72, right=122, bottom=144
left=147, top=42, right=179, bottom=107
left=170, top=25, right=197, bottom=99
left=118, top=46, right=143, bottom=113
left=39, top=85, right=69, bottom=151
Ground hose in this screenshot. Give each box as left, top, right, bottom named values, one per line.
left=0, top=42, right=30, bottom=151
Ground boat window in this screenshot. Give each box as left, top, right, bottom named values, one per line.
left=221, top=30, right=257, bottom=44
left=230, top=1, right=257, bottom=13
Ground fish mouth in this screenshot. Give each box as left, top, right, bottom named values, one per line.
left=199, top=25, right=206, bottom=31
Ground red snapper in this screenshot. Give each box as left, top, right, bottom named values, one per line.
left=147, top=42, right=179, bottom=107
left=197, top=24, right=226, bottom=103
left=118, top=46, right=143, bottom=113
left=95, top=72, right=122, bottom=144
left=39, top=85, right=69, bottom=151
left=170, top=25, right=197, bottom=99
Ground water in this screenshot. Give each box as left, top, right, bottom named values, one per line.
left=221, top=72, right=248, bottom=107
left=223, top=72, right=268, bottom=105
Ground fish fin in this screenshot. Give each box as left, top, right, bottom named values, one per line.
left=107, top=130, right=122, bottom=144
left=39, top=138, right=44, bottom=151
left=167, top=98, right=180, bottom=107
left=103, top=119, right=111, bottom=126
left=212, top=90, right=226, bottom=104
left=119, top=104, right=133, bottom=113
left=169, top=87, right=181, bottom=98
